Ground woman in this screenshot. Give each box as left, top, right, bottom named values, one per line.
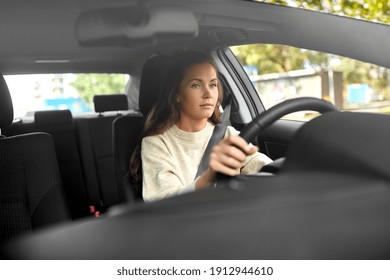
left=130, top=51, right=272, bottom=202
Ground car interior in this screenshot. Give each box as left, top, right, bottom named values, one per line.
left=1, top=0, right=390, bottom=259
left=0, top=75, right=70, bottom=240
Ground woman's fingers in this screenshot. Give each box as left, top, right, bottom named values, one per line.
left=210, top=150, right=243, bottom=169
left=223, top=135, right=258, bottom=155
left=209, top=159, right=240, bottom=176
left=209, top=135, right=258, bottom=176
left=217, top=143, right=246, bottom=162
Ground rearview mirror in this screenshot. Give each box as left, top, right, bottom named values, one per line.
left=76, top=5, right=199, bottom=46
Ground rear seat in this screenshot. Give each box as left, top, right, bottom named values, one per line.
left=34, top=110, right=90, bottom=219
left=75, top=94, right=132, bottom=213
left=2, top=117, right=36, bottom=135
left=3, top=110, right=90, bottom=219
left=4, top=94, right=134, bottom=218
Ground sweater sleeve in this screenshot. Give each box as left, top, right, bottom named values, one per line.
left=141, top=136, right=195, bottom=202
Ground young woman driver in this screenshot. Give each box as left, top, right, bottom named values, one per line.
left=130, top=51, right=272, bottom=202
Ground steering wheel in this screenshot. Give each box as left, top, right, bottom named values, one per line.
left=239, top=97, right=338, bottom=143
left=217, top=97, right=338, bottom=183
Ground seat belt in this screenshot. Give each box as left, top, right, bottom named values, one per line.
left=195, top=97, right=232, bottom=178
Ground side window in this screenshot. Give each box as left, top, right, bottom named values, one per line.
left=230, top=44, right=390, bottom=120
left=5, top=73, right=129, bottom=118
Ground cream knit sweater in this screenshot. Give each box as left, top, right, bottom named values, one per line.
left=141, top=122, right=273, bottom=202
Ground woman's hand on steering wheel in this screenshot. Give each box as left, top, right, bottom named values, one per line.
left=209, top=135, right=257, bottom=177
left=199, top=98, right=338, bottom=187
left=195, top=135, right=257, bottom=189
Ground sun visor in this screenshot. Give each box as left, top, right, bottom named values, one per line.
left=76, top=5, right=199, bottom=46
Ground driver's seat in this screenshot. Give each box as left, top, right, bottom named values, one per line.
left=113, top=55, right=172, bottom=203
left=112, top=53, right=236, bottom=203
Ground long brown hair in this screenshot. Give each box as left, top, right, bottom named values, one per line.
left=129, top=50, right=224, bottom=187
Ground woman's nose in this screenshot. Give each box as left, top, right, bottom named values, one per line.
left=203, top=87, right=211, bottom=98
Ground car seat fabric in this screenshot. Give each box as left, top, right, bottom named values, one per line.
left=35, top=110, right=90, bottom=219
left=75, top=94, right=130, bottom=212
left=93, top=94, right=128, bottom=114
left=138, top=55, right=171, bottom=115
left=113, top=55, right=172, bottom=203
left=0, top=134, right=70, bottom=239
left=1, top=118, right=36, bottom=137
left=77, top=117, right=120, bottom=210
left=35, top=109, right=73, bottom=126
left=113, top=115, right=144, bottom=202
left=0, top=74, right=70, bottom=241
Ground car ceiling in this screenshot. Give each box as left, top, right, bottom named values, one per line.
left=0, top=0, right=389, bottom=75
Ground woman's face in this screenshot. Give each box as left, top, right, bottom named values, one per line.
left=177, top=62, right=219, bottom=123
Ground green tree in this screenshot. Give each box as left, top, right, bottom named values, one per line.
left=259, top=0, right=390, bottom=23
left=70, top=74, right=127, bottom=106
left=232, top=45, right=307, bottom=73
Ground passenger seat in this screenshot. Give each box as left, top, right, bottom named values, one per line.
left=0, top=74, right=70, bottom=241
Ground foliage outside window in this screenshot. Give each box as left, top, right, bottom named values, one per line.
left=256, top=0, right=390, bottom=24
left=70, top=74, right=128, bottom=106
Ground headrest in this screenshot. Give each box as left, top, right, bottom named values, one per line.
left=93, top=94, right=128, bottom=113
left=35, top=110, right=73, bottom=127
left=139, top=55, right=172, bottom=116
left=284, top=111, right=390, bottom=180
left=0, top=74, right=14, bottom=129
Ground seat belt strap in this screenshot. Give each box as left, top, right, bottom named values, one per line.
left=195, top=97, right=232, bottom=178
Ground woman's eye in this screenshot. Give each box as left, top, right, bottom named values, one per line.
left=210, top=83, right=217, bottom=88
left=191, top=83, right=201, bottom=88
